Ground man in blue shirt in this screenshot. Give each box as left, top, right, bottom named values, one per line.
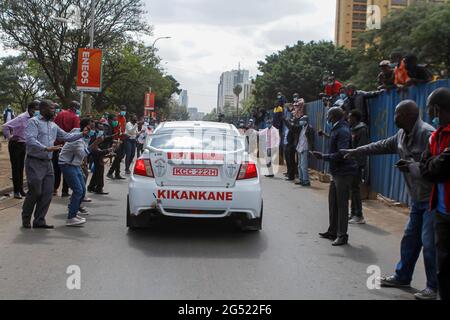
left=22, top=100, right=83, bottom=229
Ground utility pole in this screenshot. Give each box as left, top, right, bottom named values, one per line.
left=82, top=0, right=96, bottom=114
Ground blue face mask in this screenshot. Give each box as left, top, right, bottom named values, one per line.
left=97, top=130, right=104, bottom=137
left=326, top=120, right=333, bottom=130
left=76, top=110, right=81, bottom=117
left=299, top=121, right=306, bottom=127
left=83, top=137, right=91, bottom=144
left=120, top=111, right=126, bottom=116
left=55, top=109, right=61, bottom=113
left=88, top=130, right=96, bottom=137
left=340, top=94, right=347, bottom=100
left=34, top=111, right=40, bottom=118
left=432, top=117, right=440, bottom=128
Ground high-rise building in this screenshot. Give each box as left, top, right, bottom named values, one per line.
left=335, top=0, right=449, bottom=49
left=179, top=90, right=188, bottom=108
left=217, top=69, right=250, bottom=113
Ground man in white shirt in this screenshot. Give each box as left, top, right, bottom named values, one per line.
left=258, top=118, right=280, bottom=178
left=124, top=115, right=138, bottom=174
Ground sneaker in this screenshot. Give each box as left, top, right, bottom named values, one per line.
left=349, top=216, right=366, bottom=224
left=13, top=192, right=22, bottom=199
left=302, top=182, right=311, bottom=187
left=78, top=207, right=89, bottom=215
left=107, top=173, right=115, bottom=179
left=76, top=215, right=86, bottom=221
left=414, top=288, right=437, bottom=300
left=379, top=275, right=410, bottom=288
left=82, top=197, right=92, bottom=203
left=66, top=217, right=86, bottom=227
left=115, top=175, right=126, bottom=180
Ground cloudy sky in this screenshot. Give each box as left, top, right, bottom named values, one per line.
left=0, top=0, right=336, bottom=113
left=144, top=0, right=336, bottom=113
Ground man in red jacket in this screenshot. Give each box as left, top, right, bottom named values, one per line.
left=107, top=105, right=127, bottom=180
left=53, top=101, right=81, bottom=196
left=421, top=87, right=450, bottom=300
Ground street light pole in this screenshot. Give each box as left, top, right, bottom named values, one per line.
left=149, top=36, right=170, bottom=122
left=152, top=36, right=171, bottom=48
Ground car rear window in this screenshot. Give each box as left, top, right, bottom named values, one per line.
left=148, top=129, right=244, bottom=151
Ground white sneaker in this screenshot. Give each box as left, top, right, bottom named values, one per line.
left=66, top=217, right=86, bottom=227
left=349, top=216, right=366, bottom=224
left=76, top=215, right=86, bottom=221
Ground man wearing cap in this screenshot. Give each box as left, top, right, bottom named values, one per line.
left=377, top=60, right=396, bottom=90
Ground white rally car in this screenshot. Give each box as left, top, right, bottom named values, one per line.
left=127, top=121, right=263, bottom=231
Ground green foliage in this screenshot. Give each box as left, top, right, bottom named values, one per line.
left=254, top=41, right=355, bottom=107
left=351, top=2, right=450, bottom=86
left=0, top=54, right=45, bottom=111
left=96, top=41, right=180, bottom=116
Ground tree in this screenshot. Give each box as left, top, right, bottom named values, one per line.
left=351, top=2, right=450, bottom=86
left=0, top=0, right=152, bottom=106
left=253, top=41, right=355, bottom=108
left=0, top=55, right=45, bottom=111
left=98, top=41, right=180, bottom=116
left=233, top=84, right=242, bottom=119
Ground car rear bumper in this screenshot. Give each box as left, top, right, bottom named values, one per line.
left=128, top=175, right=262, bottom=220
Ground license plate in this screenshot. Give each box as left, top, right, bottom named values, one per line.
left=172, top=167, right=219, bottom=177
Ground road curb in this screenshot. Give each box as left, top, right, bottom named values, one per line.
left=0, top=185, right=14, bottom=196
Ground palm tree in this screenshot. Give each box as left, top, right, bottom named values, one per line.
left=233, top=84, right=243, bottom=120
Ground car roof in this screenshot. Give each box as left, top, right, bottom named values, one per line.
left=155, top=121, right=239, bottom=135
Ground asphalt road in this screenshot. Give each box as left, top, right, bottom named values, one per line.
left=0, top=172, right=426, bottom=300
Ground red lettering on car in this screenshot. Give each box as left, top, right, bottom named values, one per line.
left=157, top=190, right=166, bottom=199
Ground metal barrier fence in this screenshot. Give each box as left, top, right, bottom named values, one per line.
left=306, top=79, right=450, bottom=205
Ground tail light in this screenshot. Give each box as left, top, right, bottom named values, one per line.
left=237, top=161, right=258, bottom=180
left=133, top=159, right=154, bottom=177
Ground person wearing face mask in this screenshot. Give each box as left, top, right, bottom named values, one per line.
left=124, top=114, right=139, bottom=175
left=2, top=101, right=38, bottom=199
left=258, top=118, right=280, bottom=178
left=293, top=94, right=305, bottom=117
left=312, top=107, right=358, bottom=246
left=377, top=60, right=396, bottom=90
left=324, top=75, right=343, bottom=100
left=295, top=115, right=314, bottom=187
left=344, top=84, right=382, bottom=125
left=53, top=101, right=81, bottom=197
left=3, top=105, right=15, bottom=123
left=341, top=100, right=437, bottom=300
left=87, top=122, right=113, bottom=195
left=283, top=107, right=302, bottom=181
left=420, top=87, right=450, bottom=300
left=59, top=118, right=105, bottom=226
left=22, top=100, right=83, bottom=229
left=107, top=105, right=127, bottom=180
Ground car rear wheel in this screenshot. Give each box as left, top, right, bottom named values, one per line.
left=239, top=201, right=263, bottom=232
left=127, top=195, right=152, bottom=229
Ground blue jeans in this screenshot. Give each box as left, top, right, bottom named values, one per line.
left=125, top=139, right=137, bottom=172
left=395, top=201, right=437, bottom=290
left=297, top=150, right=309, bottom=184
left=60, top=165, right=86, bottom=219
